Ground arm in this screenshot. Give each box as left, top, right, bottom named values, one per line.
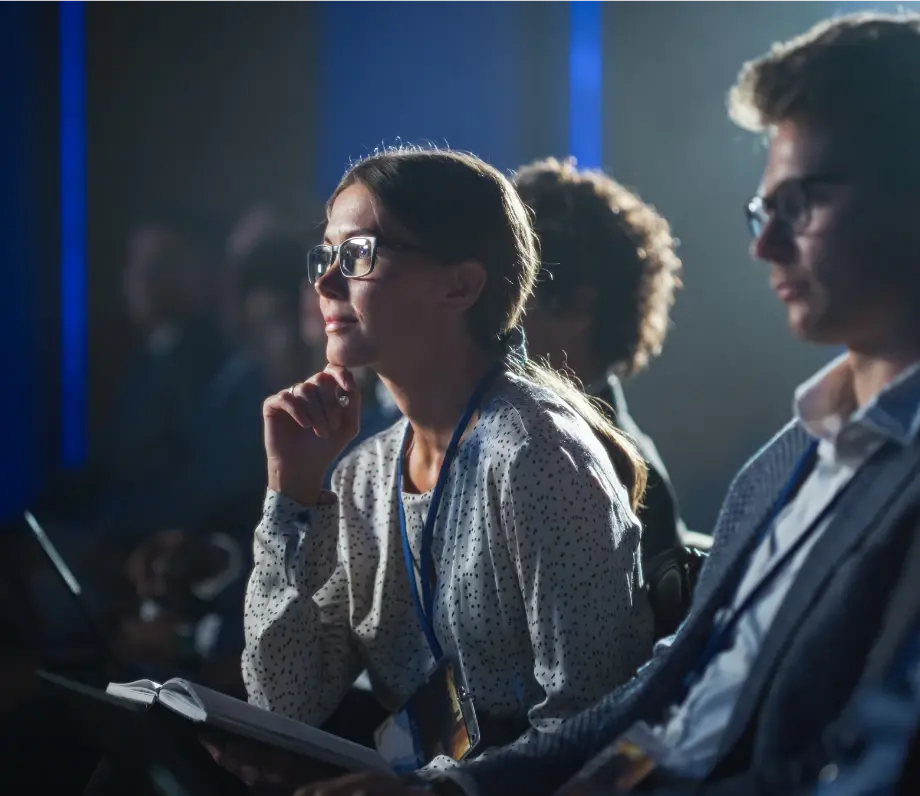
left=500, top=435, right=654, bottom=726
left=242, top=489, right=363, bottom=725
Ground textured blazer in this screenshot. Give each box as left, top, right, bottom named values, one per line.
left=456, top=421, right=920, bottom=796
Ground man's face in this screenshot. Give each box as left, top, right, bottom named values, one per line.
left=750, top=119, right=919, bottom=351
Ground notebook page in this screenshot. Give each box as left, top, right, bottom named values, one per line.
left=157, top=680, right=390, bottom=773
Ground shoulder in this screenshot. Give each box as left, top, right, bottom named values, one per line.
left=330, top=419, right=406, bottom=491
left=480, top=373, right=628, bottom=501
left=482, top=373, right=605, bottom=451
left=707, top=419, right=811, bottom=551
left=725, top=420, right=811, bottom=499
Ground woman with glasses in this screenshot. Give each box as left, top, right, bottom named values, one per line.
left=241, top=147, right=654, bottom=770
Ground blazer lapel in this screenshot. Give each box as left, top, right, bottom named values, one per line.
left=689, top=425, right=811, bottom=614
left=655, top=426, right=813, bottom=699
left=716, top=442, right=920, bottom=760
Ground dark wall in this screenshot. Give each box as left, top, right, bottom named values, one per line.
left=84, top=1, right=317, bottom=447
left=605, top=2, right=846, bottom=530
left=0, top=3, right=59, bottom=520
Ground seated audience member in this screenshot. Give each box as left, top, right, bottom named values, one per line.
left=236, top=234, right=316, bottom=393
left=513, top=158, right=696, bottom=636
left=514, top=157, right=683, bottom=561
left=232, top=146, right=655, bottom=775
left=117, top=234, right=318, bottom=686
left=291, top=11, right=920, bottom=796
left=96, top=209, right=265, bottom=547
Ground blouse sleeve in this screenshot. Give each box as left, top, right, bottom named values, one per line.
left=242, top=489, right=363, bottom=725
left=500, top=434, right=653, bottom=727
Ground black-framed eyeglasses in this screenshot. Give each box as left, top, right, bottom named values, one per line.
left=745, top=173, right=848, bottom=239
left=306, top=235, right=424, bottom=284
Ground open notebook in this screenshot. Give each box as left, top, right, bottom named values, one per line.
left=106, top=678, right=391, bottom=775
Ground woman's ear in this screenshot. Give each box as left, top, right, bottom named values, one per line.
left=440, top=259, right=488, bottom=313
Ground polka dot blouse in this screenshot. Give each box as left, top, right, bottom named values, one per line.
left=242, top=371, right=654, bottom=734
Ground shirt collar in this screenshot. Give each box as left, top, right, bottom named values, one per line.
left=794, top=353, right=920, bottom=447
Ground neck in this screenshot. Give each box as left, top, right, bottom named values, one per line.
left=378, top=342, right=496, bottom=463
left=847, top=335, right=920, bottom=407
left=563, top=352, right=609, bottom=394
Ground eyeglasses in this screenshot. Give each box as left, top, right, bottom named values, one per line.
left=306, top=235, right=424, bottom=284
left=745, top=174, right=848, bottom=239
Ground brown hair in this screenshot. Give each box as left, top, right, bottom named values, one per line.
left=729, top=11, right=920, bottom=186
left=514, top=157, right=682, bottom=377
left=331, top=146, right=648, bottom=509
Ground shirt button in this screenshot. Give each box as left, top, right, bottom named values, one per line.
left=818, top=763, right=839, bottom=783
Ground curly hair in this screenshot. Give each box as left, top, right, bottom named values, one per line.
left=728, top=11, right=920, bottom=185
left=513, top=157, right=682, bottom=378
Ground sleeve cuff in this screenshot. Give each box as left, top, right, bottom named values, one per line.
left=263, top=488, right=338, bottom=525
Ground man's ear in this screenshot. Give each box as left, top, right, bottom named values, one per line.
left=440, top=259, right=488, bottom=313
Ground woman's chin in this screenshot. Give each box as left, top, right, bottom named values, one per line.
left=325, top=338, right=374, bottom=370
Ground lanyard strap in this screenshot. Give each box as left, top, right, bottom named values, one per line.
left=397, top=362, right=504, bottom=661
left=684, top=440, right=822, bottom=690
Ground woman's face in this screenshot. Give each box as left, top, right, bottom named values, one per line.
left=316, top=183, right=450, bottom=370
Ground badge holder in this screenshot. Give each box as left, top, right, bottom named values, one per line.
left=557, top=737, right=658, bottom=795
left=374, top=659, right=481, bottom=773
left=381, top=363, right=501, bottom=773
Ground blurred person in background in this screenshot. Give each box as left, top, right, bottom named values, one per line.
left=28, top=208, right=267, bottom=686
left=94, top=207, right=265, bottom=545
left=237, top=234, right=317, bottom=392
left=514, top=158, right=700, bottom=638
left=115, top=231, right=319, bottom=684
left=514, top=157, right=683, bottom=560
left=221, top=202, right=288, bottom=343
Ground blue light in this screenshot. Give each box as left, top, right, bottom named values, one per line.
left=60, top=1, right=87, bottom=467
left=569, top=1, right=603, bottom=168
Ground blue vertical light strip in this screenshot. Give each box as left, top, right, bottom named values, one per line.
left=60, top=1, right=87, bottom=467
left=569, top=0, right=603, bottom=168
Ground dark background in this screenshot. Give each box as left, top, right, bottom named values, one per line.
left=1, top=1, right=873, bottom=531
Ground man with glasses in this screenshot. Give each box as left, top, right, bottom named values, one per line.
left=292, top=11, right=920, bottom=796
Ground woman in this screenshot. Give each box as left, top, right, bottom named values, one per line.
left=243, top=147, right=654, bottom=764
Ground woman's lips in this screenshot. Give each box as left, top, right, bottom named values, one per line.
left=324, top=316, right=357, bottom=334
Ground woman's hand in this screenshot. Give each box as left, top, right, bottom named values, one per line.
left=263, top=365, right=362, bottom=505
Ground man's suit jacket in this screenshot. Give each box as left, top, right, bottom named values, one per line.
left=457, top=421, right=920, bottom=796
left=644, top=509, right=920, bottom=796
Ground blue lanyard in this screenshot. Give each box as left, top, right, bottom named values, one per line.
left=397, top=362, right=504, bottom=661
left=683, top=439, right=822, bottom=692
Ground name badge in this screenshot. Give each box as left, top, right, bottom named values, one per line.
left=557, top=737, right=658, bottom=795
left=374, top=659, right=481, bottom=773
